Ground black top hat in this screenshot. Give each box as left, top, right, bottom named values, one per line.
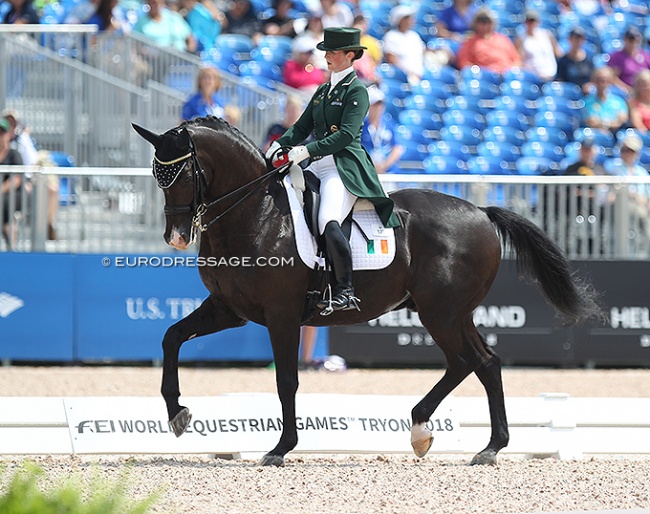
left=316, top=27, right=367, bottom=51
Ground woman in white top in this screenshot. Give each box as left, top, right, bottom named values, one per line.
left=515, top=10, right=563, bottom=81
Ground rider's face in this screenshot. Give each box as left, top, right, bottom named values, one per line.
left=325, top=50, right=354, bottom=73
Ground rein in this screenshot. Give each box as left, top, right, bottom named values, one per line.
left=156, top=135, right=288, bottom=232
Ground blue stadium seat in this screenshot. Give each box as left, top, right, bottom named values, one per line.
left=404, top=94, right=447, bottom=113
left=442, top=109, right=486, bottom=130
left=257, top=35, right=293, bottom=53
left=476, top=141, right=521, bottom=166
left=429, top=140, right=472, bottom=161
left=521, top=141, right=564, bottom=161
left=500, top=80, right=542, bottom=101
left=503, top=67, right=543, bottom=87
left=534, top=111, right=577, bottom=134
left=423, top=156, right=467, bottom=174
left=516, top=156, right=554, bottom=175
left=399, top=141, right=430, bottom=162
left=616, top=128, right=650, bottom=148
left=466, top=155, right=512, bottom=175
left=215, top=34, right=254, bottom=53
left=539, top=96, right=584, bottom=118
left=376, top=63, right=409, bottom=83
left=573, top=127, right=616, bottom=148
left=250, top=46, right=289, bottom=65
left=458, top=78, right=500, bottom=100
left=564, top=141, right=608, bottom=165
left=483, top=125, right=526, bottom=146
left=526, top=126, right=569, bottom=145
left=411, top=79, right=455, bottom=97
left=460, top=65, right=502, bottom=85
left=238, top=60, right=283, bottom=81
left=422, top=66, right=460, bottom=91
left=485, top=110, right=529, bottom=131
left=396, top=124, right=430, bottom=145
left=541, top=81, right=584, bottom=102
left=380, top=79, right=411, bottom=100
left=494, top=95, right=538, bottom=118
left=445, top=95, right=491, bottom=115
left=398, top=110, right=443, bottom=132
left=440, top=125, right=483, bottom=147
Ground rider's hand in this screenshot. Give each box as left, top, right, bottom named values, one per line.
left=265, top=141, right=281, bottom=161
left=288, top=145, right=310, bottom=165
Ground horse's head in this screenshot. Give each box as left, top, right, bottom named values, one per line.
left=133, top=122, right=201, bottom=249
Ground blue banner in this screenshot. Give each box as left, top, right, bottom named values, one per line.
left=74, top=254, right=274, bottom=362
left=0, top=253, right=74, bottom=360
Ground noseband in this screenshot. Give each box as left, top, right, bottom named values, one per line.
left=153, top=133, right=288, bottom=232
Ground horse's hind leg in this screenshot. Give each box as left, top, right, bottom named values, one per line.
left=410, top=320, right=485, bottom=459
left=161, top=297, right=245, bottom=436
left=470, top=334, right=509, bottom=466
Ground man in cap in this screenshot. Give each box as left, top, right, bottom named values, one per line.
left=266, top=27, right=400, bottom=314
left=564, top=139, right=606, bottom=176
left=456, top=8, right=522, bottom=74
left=608, top=25, right=650, bottom=94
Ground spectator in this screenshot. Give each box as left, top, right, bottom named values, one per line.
left=564, top=138, right=606, bottom=176
left=436, top=0, right=476, bottom=42
left=223, top=0, right=263, bottom=41
left=2, top=109, right=38, bottom=167
left=318, top=0, right=353, bottom=29
left=607, top=134, right=650, bottom=242
left=556, top=26, right=595, bottom=93
left=133, top=0, right=197, bottom=53
left=262, top=0, right=297, bottom=37
left=515, top=10, right=562, bottom=82
left=282, top=36, right=325, bottom=92
left=1, top=117, right=24, bottom=247
left=224, top=104, right=242, bottom=127
left=629, top=70, right=650, bottom=133
left=456, top=8, right=522, bottom=74
left=382, top=5, right=425, bottom=84
left=1, top=0, right=39, bottom=24
left=262, top=95, right=305, bottom=151
left=583, top=66, right=629, bottom=134
left=85, top=0, right=126, bottom=32
left=181, top=0, right=225, bottom=53
left=608, top=26, right=650, bottom=95
left=296, top=14, right=327, bottom=71
left=181, top=66, right=226, bottom=120
left=351, top=14, right=380, bottom=85
left=360, top=86, right=404, bottom=174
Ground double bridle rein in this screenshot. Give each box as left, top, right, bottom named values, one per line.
left=153, top=134, right=288, bottom=232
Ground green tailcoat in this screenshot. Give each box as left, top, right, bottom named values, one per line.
left=276, top=71, right=400, bottom=228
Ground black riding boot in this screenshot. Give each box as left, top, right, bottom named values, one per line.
left=317, top=221, right=360, bottom=314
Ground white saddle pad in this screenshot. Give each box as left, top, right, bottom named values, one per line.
left=282, top=175, right=396, bottom=270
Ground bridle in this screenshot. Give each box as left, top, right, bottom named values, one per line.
left=153, top=133, right=289, bottom=232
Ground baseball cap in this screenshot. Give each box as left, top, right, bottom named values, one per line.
left=621, top=134, right=643, bottom=152
left=569, top=26, right=586, bottom=38
left=525, top=10, right=540, bottom=21
left=0, top=118, right=10, bottom=133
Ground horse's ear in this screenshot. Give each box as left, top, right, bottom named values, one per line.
left=132, top=123, right=163, bottom=148
left=177, top=127, right=191, bottom=151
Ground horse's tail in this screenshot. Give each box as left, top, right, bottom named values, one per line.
left=480, top=206, right=604, bottom=325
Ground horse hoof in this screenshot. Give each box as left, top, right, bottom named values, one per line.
left=470, top=450, right=498, bottom=466
left=169, top=407, right=191, bottom=437
left=259, top=454, right=285, bottom=467
left=410, top=423, right=433, bottom=458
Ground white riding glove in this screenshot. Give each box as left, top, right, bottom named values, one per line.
left=288, top=145, right=310, bottom=165
left=265, top=140, right=281, bottom=161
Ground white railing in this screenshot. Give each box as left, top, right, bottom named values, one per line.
left=2, top=166, right=650, bottom=259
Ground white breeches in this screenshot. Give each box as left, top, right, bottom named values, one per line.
left=308, top=155, right=358, bottom=234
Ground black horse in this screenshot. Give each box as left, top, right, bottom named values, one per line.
left=133, top=116, right=602, bottom=467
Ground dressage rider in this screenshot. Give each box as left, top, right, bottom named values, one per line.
left=266, top=27, right=400, bottom=314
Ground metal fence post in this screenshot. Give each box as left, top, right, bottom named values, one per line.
left=613, top=184, right=630, bottom=259
left=31, top=172, right=48, bottom=252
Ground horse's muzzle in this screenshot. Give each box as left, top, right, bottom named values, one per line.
left=166, top=226, right=195, bottom=250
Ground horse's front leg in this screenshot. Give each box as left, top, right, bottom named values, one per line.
left=161, top=296, right=245, bottom=436
left=259, top=316, right=301, bottom=467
